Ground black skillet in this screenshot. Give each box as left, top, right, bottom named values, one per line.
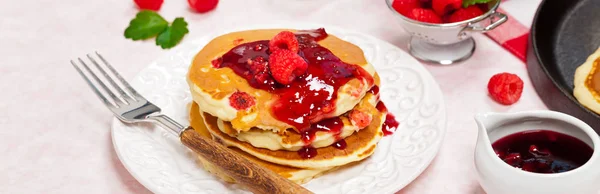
left=527, top=0, right=600, bottom=132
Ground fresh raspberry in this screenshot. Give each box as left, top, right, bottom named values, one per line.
left=349, top=110, right=373, bottom=129
left=134, top=0, right=163, bottom=11
left=477, top=3, right=490, bottom=12
left=269, top=31, right=299, bottom=53
left=487, top=73, right=524, bottom=105
left=187, top=0, right=219, bottom=13
left=419, top=0, right=432, bottom=8
left=448, top=5, right=484, bottom=23
left=268, top=50, right=308, bottom=85
left=229, top=91, right=255, bottom=110
left=408, top=8, right=443, bottom=24
left=432, top=0, right=462, bottom=16
left=391, top=0, right=421, bottom=17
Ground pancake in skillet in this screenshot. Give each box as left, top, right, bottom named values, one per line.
left=574, top=47, right=600, bottom=115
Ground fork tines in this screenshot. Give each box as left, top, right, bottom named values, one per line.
left=71, top=52, right=141, bottom=109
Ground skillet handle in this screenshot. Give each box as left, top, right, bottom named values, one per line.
left=464, top=12, right=508, bottom=33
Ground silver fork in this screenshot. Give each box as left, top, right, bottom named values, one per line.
left=72, top=52, right=311, bottom=194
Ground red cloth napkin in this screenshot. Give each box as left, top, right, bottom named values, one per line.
left=484, top=7, right=530, bottom=62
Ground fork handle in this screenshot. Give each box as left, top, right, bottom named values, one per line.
left=180, top=127, right=313, bottom=194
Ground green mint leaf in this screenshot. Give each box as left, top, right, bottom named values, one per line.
left=124, top=10, right=169, bottom=40
left=463, top=0, right=493, bottom=8
left=155, top=17, right=189, bottom=49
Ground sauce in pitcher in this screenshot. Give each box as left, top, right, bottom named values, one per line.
left=492, top=130, right=593, bottom=173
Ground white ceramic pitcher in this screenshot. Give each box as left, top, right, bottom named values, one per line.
left=474, top=110, right=600, bottom=194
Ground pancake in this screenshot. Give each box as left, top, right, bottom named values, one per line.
left=203, top=106, right=386, bottom=169
left=218, top=91, right=380, bottom=151
left=187, top=29, right=378, bottom=133
left=189, top=102, right=334, bottom=184
left=574, top=47, right=600, bottom=115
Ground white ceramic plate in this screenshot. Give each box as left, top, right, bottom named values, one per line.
left=111, top=23, right=447, bottom=194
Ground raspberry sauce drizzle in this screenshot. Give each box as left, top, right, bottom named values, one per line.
left=301, top=117, right=344, bottom=144
left=382, top=115, right=399, bottom=136
left=298, top=146, right=317, bottom=159
left=333, top=140, right=347, bottom=149
left=213, top=40, right=277, bottom=91
left=214, top=28, right=374, bottom=132
left=368, top=85, right=379, bottom=95
left=368, top=85, right=380, bottom=101
left=376, top=101, right=399, bottom=136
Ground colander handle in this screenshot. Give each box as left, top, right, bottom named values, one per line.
left=463, top=12, right=508, bottom=33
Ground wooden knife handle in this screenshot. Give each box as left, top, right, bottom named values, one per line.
left=180, top=127, right=313, bottom=194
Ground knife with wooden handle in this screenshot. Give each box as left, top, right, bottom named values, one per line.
left=180, top=127, right=313, bottom=194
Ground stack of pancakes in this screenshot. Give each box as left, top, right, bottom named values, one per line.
left=186, top=29, right=388, bottom=184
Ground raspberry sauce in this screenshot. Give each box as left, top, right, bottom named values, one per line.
left=333, top=139, right=347, bottom=149
left=376, top=101, right=387, bottom=112
left=492, top=130, right=593, bottom=173
left=368, top=85, right=379, bottom=95
left=214, top=40, right=276, bottom=91
left=382, top=114, right=399, bottom=136
left=300, top=117, right=344, bottom=144
left=214, top=28, right=374, bottom=132
left=297, top=146, right=317, bottom=159
left=376, top=101, right=399, bottom=136
left=368, top=85, right=380, bottom=101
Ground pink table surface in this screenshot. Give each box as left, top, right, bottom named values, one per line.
left=0, top=0, right=547, bottom=193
